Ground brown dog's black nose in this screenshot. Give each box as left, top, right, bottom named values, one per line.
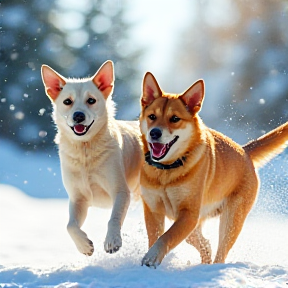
left=150, top=128, right=162, bottom=140
left=73, top=111, right=85, bottom=123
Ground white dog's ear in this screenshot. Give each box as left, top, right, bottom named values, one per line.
left=141, top=72, right=162, bottom=107
left=179, top=79, right=205, bottom=114
left=92, top=60, right=114, bottom=99
left=41, top=65, right=66, bottom=101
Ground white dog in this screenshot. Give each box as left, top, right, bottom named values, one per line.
left=41, top=61, right=143, bottom=255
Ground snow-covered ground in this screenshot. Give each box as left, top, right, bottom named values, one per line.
left=1, top=138, right=288, bottom=287
left=1, top=183, right=288, bottom=287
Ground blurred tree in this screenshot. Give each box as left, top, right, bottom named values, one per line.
left=172, top=0, right=288, bottom=143
left=0, top=0, right=141, bottom=152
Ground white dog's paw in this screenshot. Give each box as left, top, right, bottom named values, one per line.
left=67, top=226, right=94, bottom=256
left=141, top=243, right=165, bottom=268
left=75, top=237, right=94, bottom=256
left=104, top=231, right=122, bottom=254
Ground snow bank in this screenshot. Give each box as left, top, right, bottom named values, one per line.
left=0, top=184, right=287, bottom=287
left=0, top=140, right=66, bottom=198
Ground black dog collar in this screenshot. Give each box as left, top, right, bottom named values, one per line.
left=145, top=152, right=185, bottom=170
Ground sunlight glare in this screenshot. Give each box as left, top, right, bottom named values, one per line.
left=204, top=0, right=239, bottom=27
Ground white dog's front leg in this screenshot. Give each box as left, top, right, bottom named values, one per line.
left=67, top=200, right=94, bottom=256
left=104, top=190, right=130, bottom=253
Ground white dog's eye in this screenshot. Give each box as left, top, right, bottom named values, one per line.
left=87, top=98, right=96, bottom=105
left=63, top=98, right=73, bottom=106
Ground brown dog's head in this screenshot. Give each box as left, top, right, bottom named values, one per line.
left=140, top=72, right=205, bottom=163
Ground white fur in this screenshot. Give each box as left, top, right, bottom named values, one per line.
left=200, top=200, right=224, bottom=218
left=53, top=80, right=110, bottom=142
left=42, top=64, right=143, bottom=256
left=146, top=124, right=194, bottom=162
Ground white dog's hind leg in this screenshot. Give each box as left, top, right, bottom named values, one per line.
left=67, top=200, right=94, bottom=256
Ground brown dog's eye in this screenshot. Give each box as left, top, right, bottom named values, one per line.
left=87, top=98, right=96, bottom=105
left=148, top=114, right=156, bottom=120
left=170, top=115, right=180, bottom=123
left=63, top=98, right=73, bottom=105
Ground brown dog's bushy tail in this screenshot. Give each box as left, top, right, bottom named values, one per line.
left=243, top=122, right=288, bottom=169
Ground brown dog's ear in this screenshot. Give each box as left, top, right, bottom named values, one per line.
left=179, top=79, right=205, bottom=114
left=92, top=60, right=114, bottom=99
left=41, top=65, right=66, bottom=101
left=141, top=72, right=162, bottom=107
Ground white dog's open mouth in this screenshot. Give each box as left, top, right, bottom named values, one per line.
left=71, top=121, right=94, bottom=136
left=149, top=136, right=179, bottom=160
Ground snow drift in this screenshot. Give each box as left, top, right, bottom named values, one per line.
left=0, top=184, right=287, bottom=287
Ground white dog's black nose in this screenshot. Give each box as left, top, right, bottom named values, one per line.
left=73, top=111, right=85, bottom=123
left=150, top=128, right=162, bottom=140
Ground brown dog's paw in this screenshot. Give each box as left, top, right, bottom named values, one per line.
left=141, top=254, right=160, bottom=269
left=141, top=243, right=165, bottom=268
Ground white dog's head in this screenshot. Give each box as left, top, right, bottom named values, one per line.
left=41, top=61, right=115, bottom=141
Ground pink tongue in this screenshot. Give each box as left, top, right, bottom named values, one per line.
left=150, top=143, right=167, bottom=158
left=74, top=124, right=86, bottom=134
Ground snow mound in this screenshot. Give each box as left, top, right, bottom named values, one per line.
left=0, top=184, right=287, bottom=287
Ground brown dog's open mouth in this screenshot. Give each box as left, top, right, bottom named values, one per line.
left=149, top=136, right=179, bottom=160
left=71, top=121, right=94, bottom=136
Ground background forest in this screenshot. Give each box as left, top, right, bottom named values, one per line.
left=1, top=0, right=288, bottom=150
left=1, top=0, right=288, bottom=201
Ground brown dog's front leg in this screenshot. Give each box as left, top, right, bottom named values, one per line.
left=142, top=200, right=165, bottom=248
left=142, top=209, right=198, bottom=268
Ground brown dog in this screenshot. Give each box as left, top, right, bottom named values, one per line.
left=139, top=72, right=288, bottom=267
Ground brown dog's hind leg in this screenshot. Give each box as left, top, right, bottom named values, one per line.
left=214, top=182, right=258, bottom=263
left=186, top=224, right=212, bottom=264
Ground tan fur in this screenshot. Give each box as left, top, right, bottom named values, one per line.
left=139, top=72, right=288, bottom=267
left=41, top=61, right=143, bottom=256
left=243, top=122, right=288, bottom=168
